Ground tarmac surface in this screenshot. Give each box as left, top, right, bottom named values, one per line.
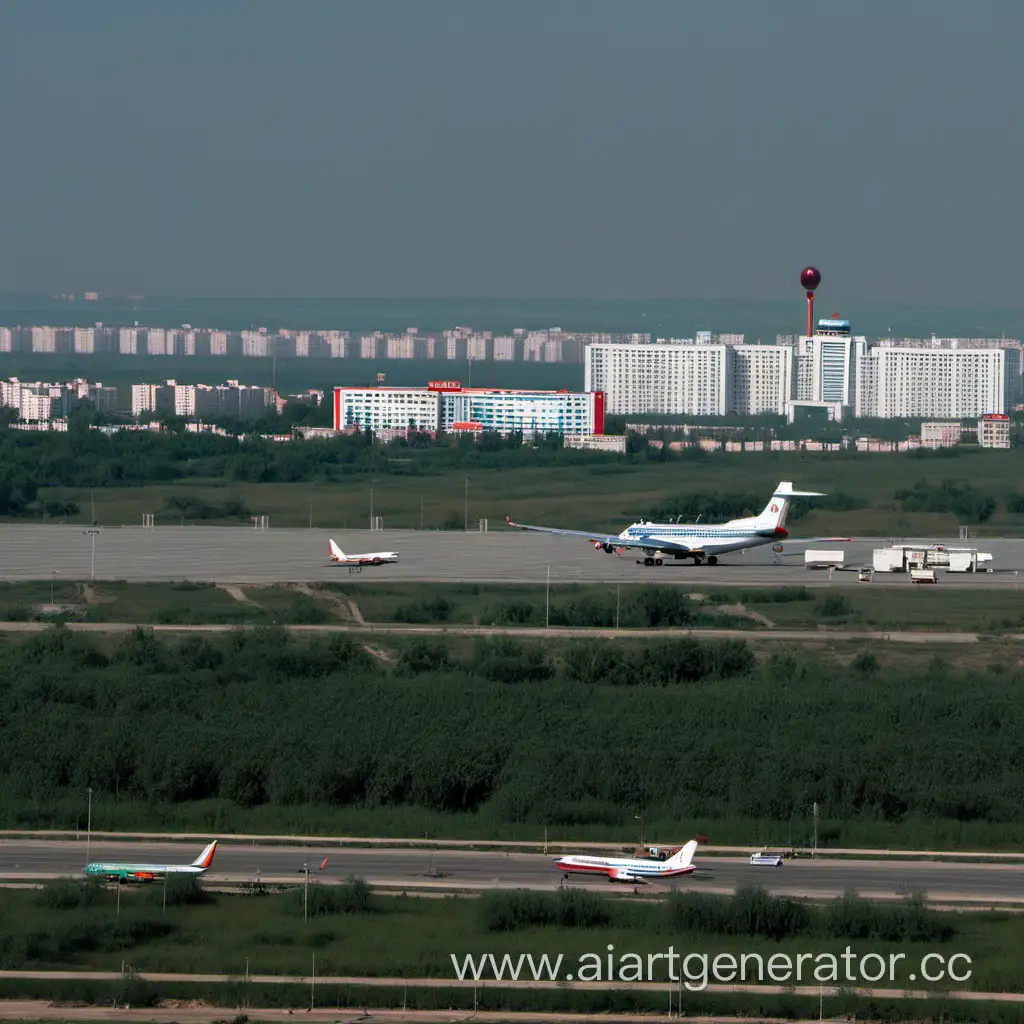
left=0, top=525, right=1022, bottom=585
left=3, top=840, right=1024, bottom=903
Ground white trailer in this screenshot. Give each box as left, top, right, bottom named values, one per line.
left=805, top=549, right=845, bottom=569
left=873, top=548, right=907, bottom=572
left=910, top=568, right=938, bottom=584
left=947, top=551, right=994, bottom=573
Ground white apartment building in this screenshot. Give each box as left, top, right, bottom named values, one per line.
left=334, top=387, right=441, bottom=434
left=208, top=330, right=228, bottom=355
left=0, top=327, right=12, bottom=353
left=585, top=342, right=730, bottom=416
left=730, top=345, right=793, bottom=416
left=73, top=328, right=95, bottom=354
left=360, top=333, right=381, bottom=359
left=795, top=335, right=864, bottom=405
left=493, top=337, right=516, bottom=361
left=439, top=388, right=597, bottom=437
left=147, top=329, right=168, bottom=355
left=856, top=347, right=1016, bottom=419
left=119, top=327, right=142, bottom=354
left=132, top=380, right=271, bottom=419
left=31, top=327, right=57, bottom=353
left=241, top=330, right=271, bottom=357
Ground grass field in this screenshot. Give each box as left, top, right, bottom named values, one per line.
left=32, top=449, right=1024, bottom=534
left=2, top=881, right=1017, bottom=995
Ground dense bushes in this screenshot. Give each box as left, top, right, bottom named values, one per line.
left=1, top=625, right=1023, bottom=832
left=482, top=887, right=954, bottom=943
left=895, top=478, right=997, bottom=522
left=298, top=876, right=375, bottom=917
left=0, top=421, right=623, bottom=499
left=482, top=889, right=612, bottom=931
left=666, top=888, right=953, bottom=942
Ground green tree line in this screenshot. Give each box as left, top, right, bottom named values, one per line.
left=0, top=626, right=1021, bottom=834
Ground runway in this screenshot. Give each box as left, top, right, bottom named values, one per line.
left=3, top=840, right=1023, bottom=904
left=0, top=525, right=1022, bottom=585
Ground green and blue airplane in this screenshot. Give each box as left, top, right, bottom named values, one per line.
left=82, top=840, right=217, bottom=883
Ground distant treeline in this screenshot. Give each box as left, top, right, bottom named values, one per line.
left=0, top=415, right=1020, bottom=526
left=0, top=624, right=1021, bottom=835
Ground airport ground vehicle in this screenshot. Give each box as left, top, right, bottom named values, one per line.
left=804, top=549, right=845, bottom=569
left=750, top=851, right=784, bottom=867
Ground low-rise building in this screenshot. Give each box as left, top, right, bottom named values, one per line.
left=333, top=381, right=603, bottom=439
left=977, top=413, right=1011, bottom=448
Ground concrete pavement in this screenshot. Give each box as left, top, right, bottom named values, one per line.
left=4, top=839, right=1024, bottom=904
left=0, top=525, right=1022, bottom=585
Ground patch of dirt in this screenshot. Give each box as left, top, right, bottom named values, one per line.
left=363, top=644, right=396, bottom=665
left=291, top=583, right=364, bottom=623
left=716, top=602, right=775, bottom=627
left=218, top=584, right=256, bottom=604
left=80, top=585, right=115, bottom=605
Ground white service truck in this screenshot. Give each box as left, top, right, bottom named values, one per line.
left=804, top=549, right=845, bottom=570
left=910, top=568, right=938, bottom=584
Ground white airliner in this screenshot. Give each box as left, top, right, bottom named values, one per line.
left=83, top=840, right=218, bottom=883
left=506, top=481, right=849, bottom=567
left=555, top=839, right=700, bottom=885
left=329, top=539, right=399, bottom=566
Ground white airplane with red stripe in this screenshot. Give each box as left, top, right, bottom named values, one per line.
left=555, top=839, right=700, bottom=885
left=507, top=481, right=849, bottom=567
left=328, top=539, right=399, bottom=567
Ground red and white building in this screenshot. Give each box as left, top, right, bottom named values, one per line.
left=333, top=380, right=604, bottom=439
left=977, top=413, right=1011, bottom=449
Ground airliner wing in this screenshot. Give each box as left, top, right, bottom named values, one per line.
left=504, top=517, right=694, bottom=553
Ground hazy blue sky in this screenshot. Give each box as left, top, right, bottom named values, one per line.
left=1, top=1, right=1020, bottom=302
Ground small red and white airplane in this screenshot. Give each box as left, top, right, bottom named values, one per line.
left=329, top=539, right=399, bottom=567
left=555, top=839, right=700, bottom=885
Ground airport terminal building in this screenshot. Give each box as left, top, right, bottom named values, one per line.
left=333, top=381, right=604, bottom=439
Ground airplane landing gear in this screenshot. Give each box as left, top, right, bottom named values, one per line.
left=640, top=556, right=663, bottom=567
left=707, top=555, right=719, bottom=566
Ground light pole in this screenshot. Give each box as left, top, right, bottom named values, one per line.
left=83, top=529, right=99, bottom=581
left=369, top=487, right=374, bottom=530
left=615, top=583, right=620, bottom=629
left=86, top=787, right=92, bottom=866
left=635, top=814, right=643, bottom=849
left=464, top=477, right=468, bottom=531
left=545, top=564, right=551, bottom=628
left=51, top=569, right=60, bottom=607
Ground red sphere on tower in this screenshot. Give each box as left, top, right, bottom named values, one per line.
left=800, top=266, right=821, bottom=338
left=800, top=266, right=821, bottom=292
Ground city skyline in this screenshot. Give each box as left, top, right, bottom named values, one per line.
left=0, top=1, right=1020, bottom=303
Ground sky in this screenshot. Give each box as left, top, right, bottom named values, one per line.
left=0, top=0, right=1020, bottom=303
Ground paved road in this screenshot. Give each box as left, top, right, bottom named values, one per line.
left=0, top=525, right=1022, bottom=585
left=0, top=976, right=1009, bottom=1003
left=3, top=840, right=1023, bottom=903
left=0, top=621, right=994, bottom=642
